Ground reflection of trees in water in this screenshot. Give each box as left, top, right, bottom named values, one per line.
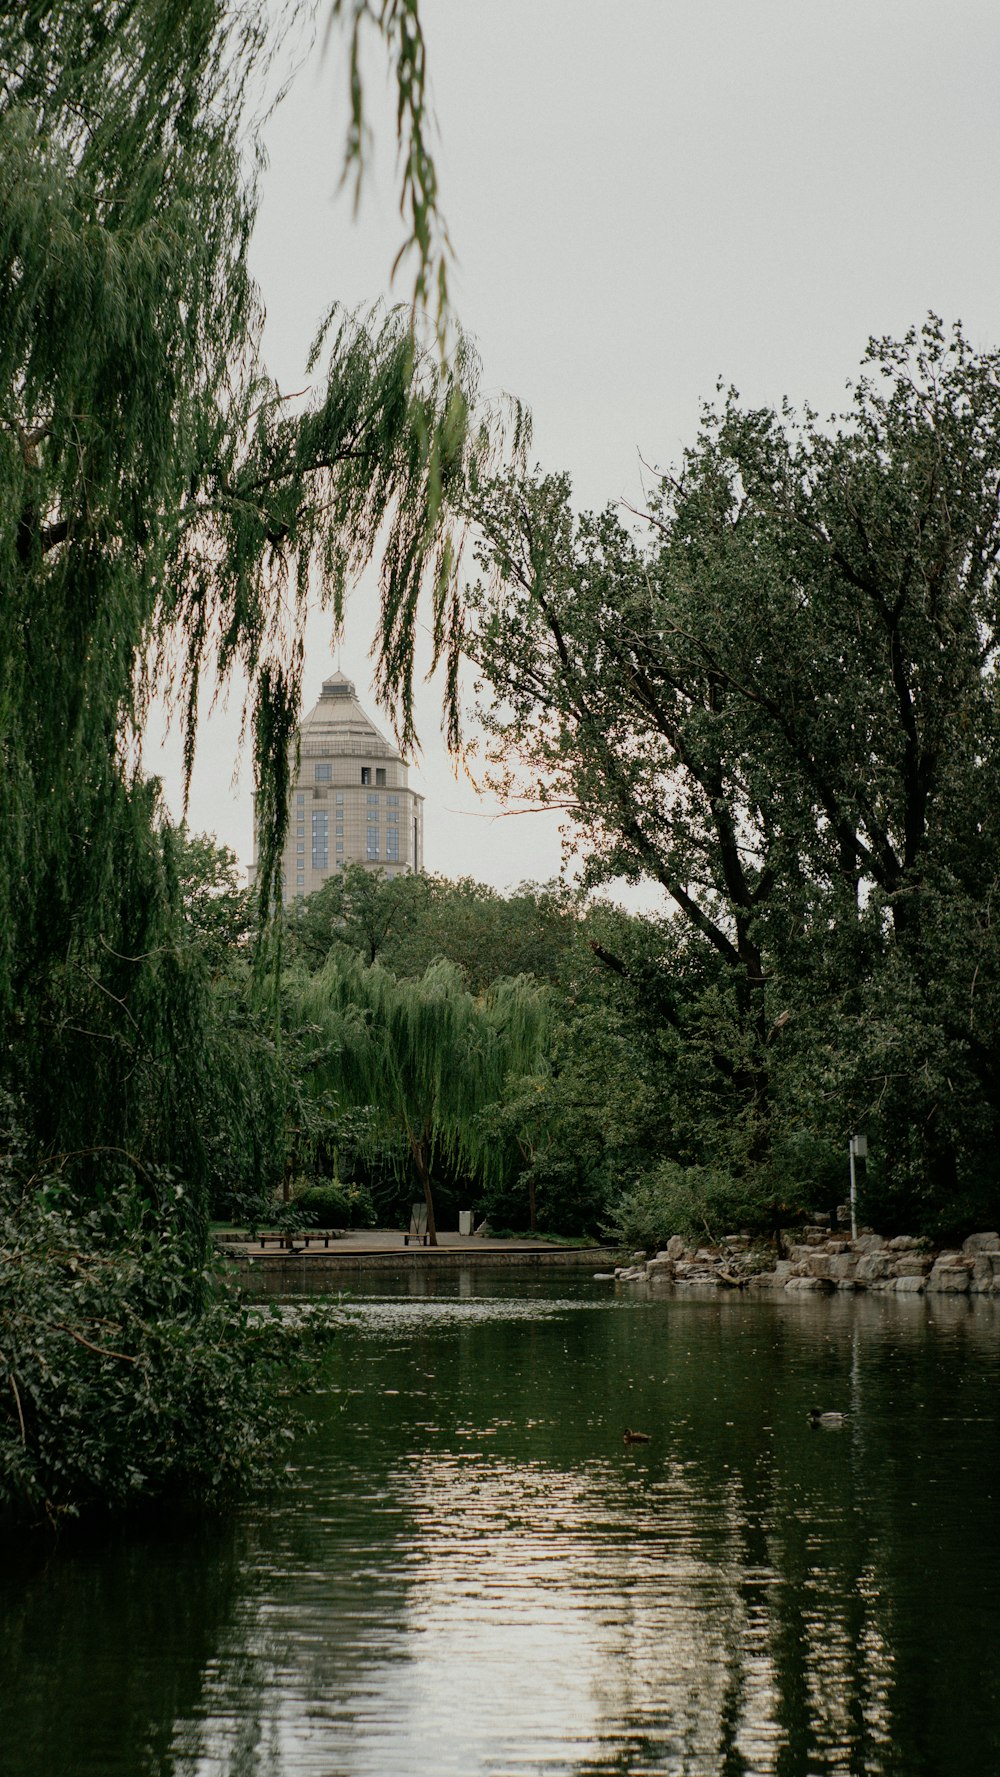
left=187, top=1289, right=1000, bottom=1775
left=0, top=1515, right=259, bottom=1777
left=4, top=1287, right=997, bottom=1775
left=340, top=1289, right=1000, bottom=1775
left=591, top=1291, right=1000, bottom=1777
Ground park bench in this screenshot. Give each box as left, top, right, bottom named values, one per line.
left=252, top=1227, right=344, bottom=1252
left=404, top=1202, right=430, bottom=1246
left=298, top=1227, right=343, bottom=1249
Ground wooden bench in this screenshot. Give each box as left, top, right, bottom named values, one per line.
left=404, top=1202, right=430, bottom=1246
left=251, top=1228, right=344, bottom=1252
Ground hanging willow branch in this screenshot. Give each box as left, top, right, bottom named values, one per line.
left=291, top=956, right=550, bottom=1243
left=0, top=0, right=530, bottom=1208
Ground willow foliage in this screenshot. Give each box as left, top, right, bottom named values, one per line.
left=293, top=957, right=549, bottom=1242
left=0, top=0, right=496, bottom=1205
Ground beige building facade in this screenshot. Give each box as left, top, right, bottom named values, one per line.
left=253, top=671, right=424, bottom=902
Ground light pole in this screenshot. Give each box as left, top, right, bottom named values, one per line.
left=849, top=1133, right=868, bottom=1240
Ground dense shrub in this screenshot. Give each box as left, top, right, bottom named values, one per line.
left=607, top=1129, right=847, bottom=1252
left=292, top=1180, right=377, bottom=1229
left=607, top=1162, right=778, bottom=1250
left=0, top=1181, right=334, bottom=1525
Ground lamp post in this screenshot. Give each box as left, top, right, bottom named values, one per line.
left=849, top=1134, right=868, bottom=1241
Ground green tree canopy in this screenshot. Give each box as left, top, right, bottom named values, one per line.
left=284, top=862, right=432, bottom=971
left=292, top=956, right=549, bottom=1243
left=469, top=320, right=1000, bottom=1233
left=382, top=876, right=579, bottom=993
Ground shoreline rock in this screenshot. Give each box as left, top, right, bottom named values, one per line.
left=609, top=1229, right=1000, bottom=1297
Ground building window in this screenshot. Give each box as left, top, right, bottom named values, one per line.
left=335, top=791, right=344, bottom=805
left=312, top=810, right=329, bottom=870
left=367, top=793, right=379, bottom=808
left=315, top=762, right=332, bottom=783
left=367, top=825, right=379, bottom=858
left=386, top=828, right=399, bottom=861
left=335, top=822, right=344, bottom=836
left=386, top=811, right=398, bottom=826
left=296, top=792, right=305, bottom=805
left=336, top=841, right=344, bottom=855
left=387, top=793, right=399, bottom=806
left=376, top=768, right=386, bottom=786
left=361, top=767, right=371, bottom=785
left=296, top=841, right=304, bottom=854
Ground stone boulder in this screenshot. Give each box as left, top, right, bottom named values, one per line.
left=646, top=1257, right=675, bottom=1279
left=854, top=1233, right=887, bottom=1254
left=962, top=1232, right=1000, bottom=1254
left=856, top=1252, right=892, bottom=1284
left=891, top=1254, right=931, bottom=1277
left=927, top=1255, right=973, bottom=1293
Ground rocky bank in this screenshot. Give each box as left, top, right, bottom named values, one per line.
left=610, top=1228, right=1000, bottom=1295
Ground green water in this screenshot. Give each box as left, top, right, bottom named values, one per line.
left=2, top=1270, right=998, bottom=1777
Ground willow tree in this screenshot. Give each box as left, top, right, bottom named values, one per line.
left=0, top=0, right=500, bottom=1214
left=0, top=1, right=510, bottom=1517
left=293, top=957, right=549, bottom=1243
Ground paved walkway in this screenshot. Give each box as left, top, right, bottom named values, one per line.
left=218, top=1227, right=612, bottom=1265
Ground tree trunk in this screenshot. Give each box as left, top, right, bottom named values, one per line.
left=516, top=1136, right=537, bottom=1232
left=736, top=928, right=772, bottom=1165
left=410, top=1129, right=438, bottom=1246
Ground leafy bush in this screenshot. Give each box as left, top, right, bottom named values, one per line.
left=607, top=1130, right=847, bottom=1252
left=293, top=1179, right=377, bottom=1229
left=606, top=1162, right=771, bottom=1250
left=0, top=1181, right=334, bottom=1526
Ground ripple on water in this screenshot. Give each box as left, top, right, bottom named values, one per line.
left=4, top=1285, right=999, bottom=1777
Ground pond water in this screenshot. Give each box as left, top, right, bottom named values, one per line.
left=2, top=1269, right=999, bottom=1777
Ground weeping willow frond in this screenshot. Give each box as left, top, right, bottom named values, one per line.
left=292, top=956, right=549, bottom=1189
left=0, top=0, right=515, bottom=1212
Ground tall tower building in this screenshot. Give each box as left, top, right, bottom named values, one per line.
left=252, top=671, right=424, bottom=902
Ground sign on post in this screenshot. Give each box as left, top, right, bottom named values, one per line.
left=849, top=1134, right=868, bottom=1240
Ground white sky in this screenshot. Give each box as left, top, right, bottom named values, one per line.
left=147, top=0, right=1000, bottom=890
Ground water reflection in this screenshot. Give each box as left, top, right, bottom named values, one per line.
left=1, top=1279, right=998, bottom=1776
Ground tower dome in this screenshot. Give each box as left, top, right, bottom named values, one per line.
left=250, top=670, right=424, bottom=900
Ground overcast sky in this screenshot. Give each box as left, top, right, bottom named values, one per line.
left=148, top=0, right=1000, bottom=892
